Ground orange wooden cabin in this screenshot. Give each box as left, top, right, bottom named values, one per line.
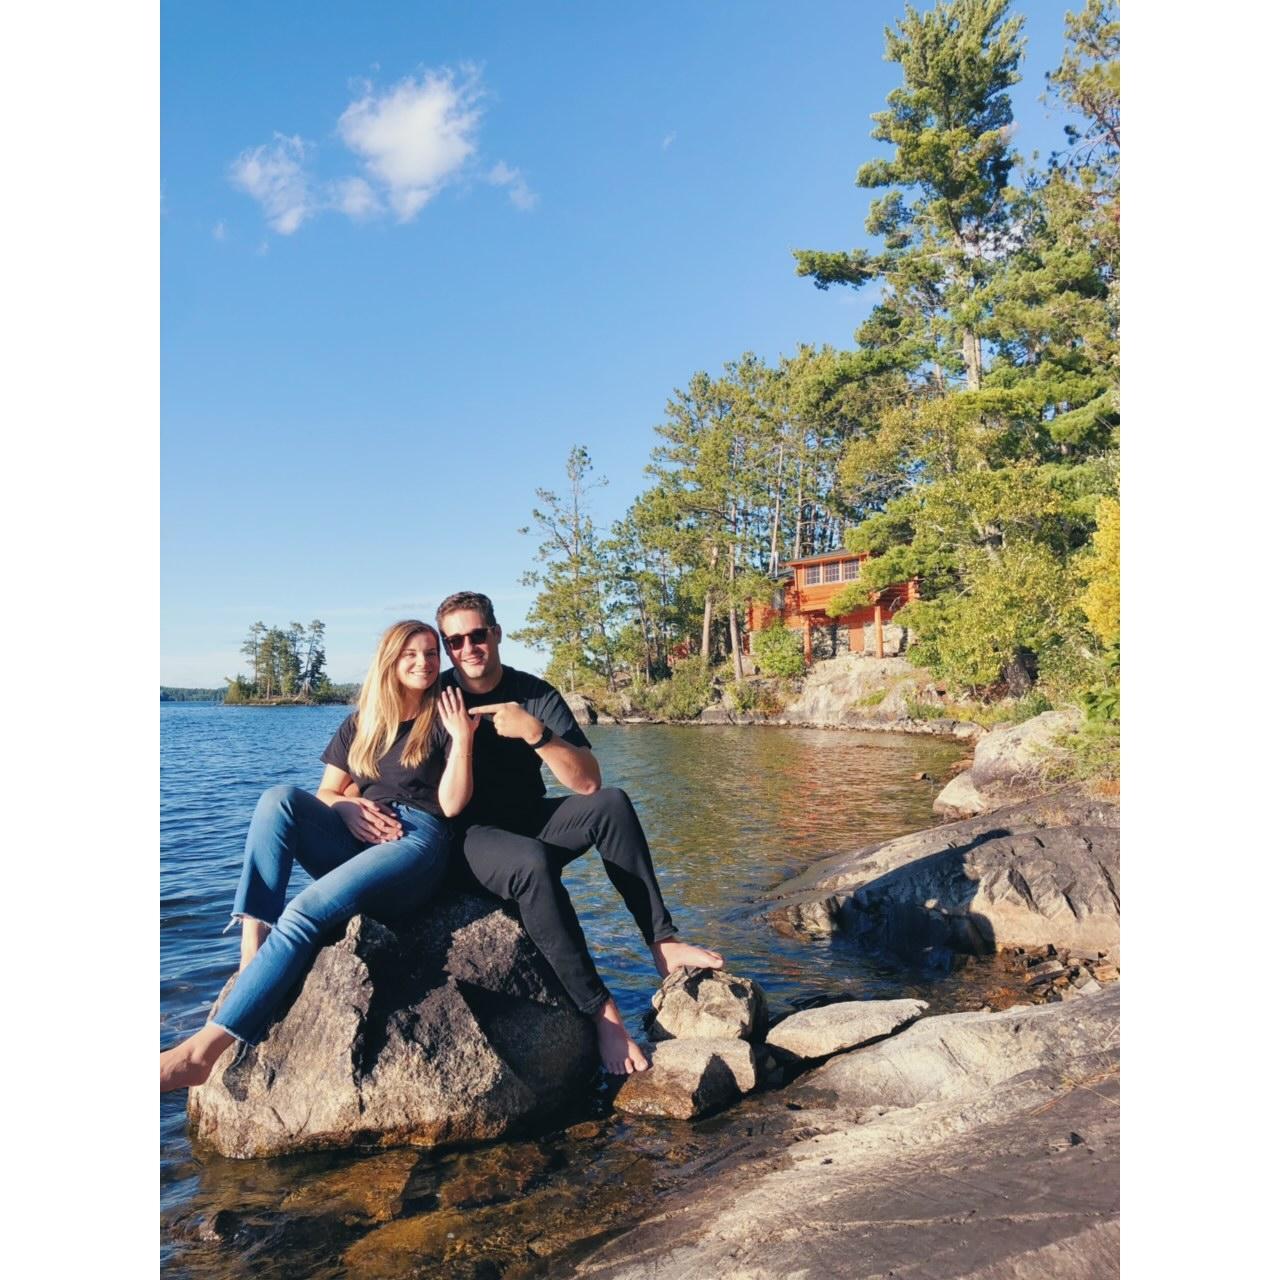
left=745, top=551, right=918, bottom=662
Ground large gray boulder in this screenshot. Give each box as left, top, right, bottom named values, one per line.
left=777, top=655, right=979, bottom=735
left=760, top=790, right=1120, bottom=962
left=188, top=893, right=596, bottom=1158
left=935, top=709, right=1083, bottom=818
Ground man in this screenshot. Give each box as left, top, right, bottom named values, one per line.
left=435, top=590, right=723, bottom=1074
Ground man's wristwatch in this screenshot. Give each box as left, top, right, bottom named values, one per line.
left=530, top=723, right=555, bottom=750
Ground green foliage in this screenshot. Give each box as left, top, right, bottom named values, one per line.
left=942, top=689, right=1053, bottom=728
left=753, top=622, right=807, bottom=677
left=896, top=540, right=1084, bottom=694
left=856, top=687, right=889, bottom=708
left=161, top=686, right=226, bottom=702
left=903, top=695, right=945, bottom=721
left=232, top=619, right=328, bottom=701
left=725, top=680, right=785, bottom=717
left=510, top=1, right=1120, bottom=735
left=514, top=446, right=619, bottom=694
left=630, top=660, right=714, bottom=721
left=1078, top=496, right=1119, bottom=647
left=1079, top=645, right=1120, bottom=724
left=1043, top=718, right=1120, bottom=787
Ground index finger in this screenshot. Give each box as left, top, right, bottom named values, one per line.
left=468, top=703, right=514, bottom=715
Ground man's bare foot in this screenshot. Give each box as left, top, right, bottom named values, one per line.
left=651, top=938, right=725, bottom=978
left=593, top=998, right=650, bottom=1075
left=160, top=1025, right=236, bottom=1092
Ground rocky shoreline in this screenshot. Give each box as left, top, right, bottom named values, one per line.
left=184, top=767, right=1119, bottom=1277
left=564, top=785, right=1119, bottom=1278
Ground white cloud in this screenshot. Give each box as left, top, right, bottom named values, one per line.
left=487, top=160, right=538, bottom=211
left=338, top=67, right=483, bottom=221
left=661, top=131, right=677, bottom=151
left=328, top=176, right=382, bottom=220
left=212, top=220, right=227, bottom=241
left=229, top=134, right=312, bottom=235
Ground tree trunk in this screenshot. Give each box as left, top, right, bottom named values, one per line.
left=727, top=529, right=744, bottom=683
left=700, top=545, right=718, bottom=660
left=963, top=328, right=982, bottom=391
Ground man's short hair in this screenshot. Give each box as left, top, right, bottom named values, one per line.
left=436, top=591, right=498, bottom=630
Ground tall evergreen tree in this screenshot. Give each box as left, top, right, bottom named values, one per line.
left=794, top=0, right=1026, bottom=391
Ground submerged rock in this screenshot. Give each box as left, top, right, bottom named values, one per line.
left=766, top=998, right=927, bottom=1061
left=614, top=1038, right=758, bottom=1120
left=188, top=894, right=596, bottom=1158
left=644, top=968, right=768, bottom=1043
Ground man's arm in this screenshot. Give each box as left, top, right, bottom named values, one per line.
left=469, top=702, right=602, bottom=794
left=535, top=735, right=601, bottom=794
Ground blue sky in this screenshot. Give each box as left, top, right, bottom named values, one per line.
left=162, top=0, right=1081, bottom=686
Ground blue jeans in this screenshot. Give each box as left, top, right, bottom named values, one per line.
left=212, top=784, right=449, bottom=1044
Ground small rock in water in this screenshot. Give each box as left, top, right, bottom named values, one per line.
left=614, top=1038, right=756, bottom=1120
left=645, top=968, right=768, bottom=1042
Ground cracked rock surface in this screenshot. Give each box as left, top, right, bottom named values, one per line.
left=572, top=987, right=1120, bottom=1279
left=187, top=893, right=596, bottom=1159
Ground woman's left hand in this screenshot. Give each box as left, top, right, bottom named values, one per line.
left=439, top=686, right=480, bottom=747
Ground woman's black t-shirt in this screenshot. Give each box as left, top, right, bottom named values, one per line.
left=321, top=712, right=450, bottom=816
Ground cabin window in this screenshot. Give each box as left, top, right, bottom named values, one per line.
left=822, top=561, right=841, bottom=583
left=840, top=558, right=861, bottom=581
left=803, top=566, right=821, bottom=585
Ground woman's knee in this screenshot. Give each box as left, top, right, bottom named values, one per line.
left=254, top=783, right=308, bottom=819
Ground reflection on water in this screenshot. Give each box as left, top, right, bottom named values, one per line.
left=161, top=707, right=975, bottom=1279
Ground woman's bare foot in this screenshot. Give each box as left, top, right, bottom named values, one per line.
left=160, top=1024, right=236, bottom=1092
left=651, top=938, right=725, bottom=978
left=240, top=918, right=271, bottom=971
left=592, top=998, right=650, bottom=1075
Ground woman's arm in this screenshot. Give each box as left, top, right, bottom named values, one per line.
left=317, top=764, right=404, bottom=843
left=436, top=686, right=479, bottom=817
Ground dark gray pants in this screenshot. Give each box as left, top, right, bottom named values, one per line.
left=457, top=787, right=677, bottom=1014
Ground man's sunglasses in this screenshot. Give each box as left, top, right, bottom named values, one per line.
left=443, top=626, right=494, bottom=652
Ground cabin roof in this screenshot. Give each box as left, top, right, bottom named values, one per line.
left=784, top=550, right=868, bottom=569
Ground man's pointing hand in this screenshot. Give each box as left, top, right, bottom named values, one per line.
left=469, top=702, right=548, bottom=746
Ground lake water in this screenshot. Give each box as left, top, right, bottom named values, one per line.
left=160, top=702, right=974, bottom=1278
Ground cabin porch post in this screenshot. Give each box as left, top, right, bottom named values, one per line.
left=874, top=603, right=884, bottom=659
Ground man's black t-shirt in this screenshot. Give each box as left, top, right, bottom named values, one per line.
left=321, top=712, right=450, bottom=817
left=440, top=665, right=591, bottom=828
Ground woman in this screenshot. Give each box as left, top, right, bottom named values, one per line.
left=160, top=620, right=477, bottom=1091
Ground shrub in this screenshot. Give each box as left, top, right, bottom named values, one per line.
left=903, top=695, right=945, bottom=721
left=855, top=688, right=889, bottom=708
left=754, top=623, right=807, bottom=678
left=630, top=660, right=714, bottom=721
left=727, top=680, right=785, bottom=717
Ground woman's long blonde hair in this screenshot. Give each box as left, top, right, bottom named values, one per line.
left=347, top=620, right=440, bottom=780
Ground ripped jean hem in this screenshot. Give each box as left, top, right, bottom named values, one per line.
left=208, top=1020, right=258, bottom=1053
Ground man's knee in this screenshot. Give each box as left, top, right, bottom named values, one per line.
left=593, top=786, right=640, bottom=828
left=496, top=843, right=559, bottom=900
